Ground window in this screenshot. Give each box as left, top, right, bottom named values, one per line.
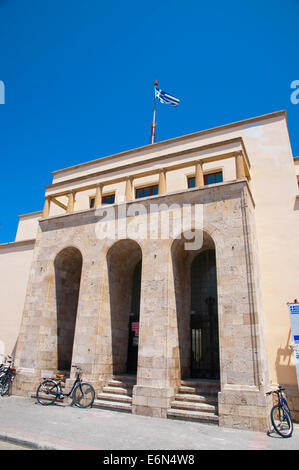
left=204, top=172, right=223, bottom=185
left=135, top=184, right=158, bottom=199
left=187, top=171, right=223, bottom=189
left=89, top=193, right=115, bottom=208
left=188, top=176, right=195, bottom=188
left=102, top=194, right=115, bottom=205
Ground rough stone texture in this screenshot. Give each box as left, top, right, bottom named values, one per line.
left=14, top=180, right=272, bottom=431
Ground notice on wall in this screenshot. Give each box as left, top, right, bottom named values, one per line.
left=288, top=303, right=299, bottom=391
left=131, top=322, right=139, bottom=337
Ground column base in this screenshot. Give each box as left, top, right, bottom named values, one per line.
left=12, top=368, right=41, bottom=397
left=218, top=385, right=272, bottom=432
left=132, top=385, right=175, bottom=419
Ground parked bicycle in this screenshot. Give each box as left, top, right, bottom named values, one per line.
left=266, top=385, right=293, bottom=438
left=0, top=355, right=16, bottom=396
left=36, top=365, right=95, bottom=408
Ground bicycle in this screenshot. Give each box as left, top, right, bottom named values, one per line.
left=0, top=354, right=11, bottom=378
left=36, top=365, right=95, bottom=408
left=266, top=385, right=293, bottom=438
left=0, top=355, right=16, bottom=396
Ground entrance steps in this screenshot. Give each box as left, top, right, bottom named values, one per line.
left=167, top=379, right=220, bottom=424
left=93, top=374, right=136, bottom=413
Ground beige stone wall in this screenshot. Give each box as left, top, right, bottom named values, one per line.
left=44, top=111, right=299, bottom=394
left=14, top=180, right=272, bottom=430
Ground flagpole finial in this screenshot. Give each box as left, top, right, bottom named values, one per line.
left=154, top=80, right=158, bottom=88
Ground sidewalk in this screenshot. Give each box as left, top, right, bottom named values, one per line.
left=0, top=395, right=298, bottom=451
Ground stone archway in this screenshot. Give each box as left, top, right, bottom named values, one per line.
left=171, top=231, right=219, bottom=381
left=190, top=249, right=219, bottom=379
left=54, top=247, right=82, bottom=372
left=107, top=239, right=142, bottom=375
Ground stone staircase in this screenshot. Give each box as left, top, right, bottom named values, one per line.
left=167, top=378, right=220, bottom=424
left=93, top=374, right=136, bottom=413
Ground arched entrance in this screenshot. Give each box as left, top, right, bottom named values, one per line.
left=107, top=239, right=142, bottom=376
left=127, top=260, right=142, bottom=373
left=190, top=249, right=219, bottom=379
left=54, top=247, right=82, bottom=372
left=171, top=231, right=220, bottom=381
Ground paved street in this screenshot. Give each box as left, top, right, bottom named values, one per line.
left=0, top=395, right=298, bottom=452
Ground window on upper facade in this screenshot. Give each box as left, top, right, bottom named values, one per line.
left=187, top=176, right=196, bottom=188
left=89, top=193, right=115, bottom=208
left=135, top=184, right=159, bottom=199
left=102, top=194, right=115, bottom=205
left=187, top=171, right=223, bottom=189
left=204, top=171, right=223, bottom=185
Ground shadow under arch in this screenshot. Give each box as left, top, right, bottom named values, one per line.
left=107, top=239, right=142, bottom=375
left=54, top=246, right=83, bottom=372
left=171, top=230, right=220, bottom=380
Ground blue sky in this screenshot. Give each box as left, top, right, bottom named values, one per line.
left=0, top=0, right=298, bottom=243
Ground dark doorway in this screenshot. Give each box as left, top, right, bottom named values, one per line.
left=127, top=260, right=141, bottom=374
left=107, top=239, right=142, bottom=376
left=190, top=250, right=219, bottom=379
left=54, top=247, right=82, bottom=372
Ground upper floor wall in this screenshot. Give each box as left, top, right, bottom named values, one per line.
left=15, top=211, right=42, bottom=242
left=41, top=110, right=297, bottom=220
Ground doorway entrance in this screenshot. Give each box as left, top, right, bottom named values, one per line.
left=190, top=249, right=219, bottom=379
left=54, top=247, right=82, bottom=372
left=107, top=239, right=142, bottom=376
left=127, top=260, right=141, bottom=374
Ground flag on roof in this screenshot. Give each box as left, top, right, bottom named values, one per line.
left=155, top=88, right=180, bottom=106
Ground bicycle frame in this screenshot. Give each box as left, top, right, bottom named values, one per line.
left=56, top=372, right=82, bottom=399
left=0, top=358, right=16, bottom=395
left=276, top=389, right=291, bottom=418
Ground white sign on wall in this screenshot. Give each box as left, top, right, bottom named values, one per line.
left=288, top=303, right=299, bottom=390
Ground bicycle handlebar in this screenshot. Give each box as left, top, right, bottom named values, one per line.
left=266, top=386, right=285, bottom=396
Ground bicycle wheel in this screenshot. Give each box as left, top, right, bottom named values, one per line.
left=271, top=404, right=293, bottom=438
left=36, top=379, right=58, bottom=405
left=72, top=382, right=95, bottom=408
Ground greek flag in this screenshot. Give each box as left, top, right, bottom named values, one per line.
left=155, top=88, right=180, bottom=106
left=290, top=304, right=299, bottom=314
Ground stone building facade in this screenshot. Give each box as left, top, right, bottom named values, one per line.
left=1, top=110, right=299, bottom=431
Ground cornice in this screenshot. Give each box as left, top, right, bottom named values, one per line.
left=51, top=110, right=286, bottom=177
left=0, top=238, right=36, bottom=250
left=46, top=137, right=249, bottom=193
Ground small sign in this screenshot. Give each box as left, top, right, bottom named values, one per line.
left=131, top=322, right=139, bottom=337
left=288, top=303, right=299, bottom=391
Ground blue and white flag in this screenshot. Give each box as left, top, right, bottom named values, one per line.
left=155, top=88, right=180, bottom=106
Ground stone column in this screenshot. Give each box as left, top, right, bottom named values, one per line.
left=125, top=176, right=134, bottom=201
left=132, top=240, right=177, bottom=418
left=42, top=197, right=51, bottom=218
left=235, top=151, right=246, bottom=179
left=195, top=161, right=204, bottom=187
left=67, top=191, right=76, bottom=213
left=69, top=243, right=112, bottom=391
left=158, top=169, right=167, bottom=194
left=94, top=184, right=103, bottom=208
left=213, top=185, right=272, bottom=431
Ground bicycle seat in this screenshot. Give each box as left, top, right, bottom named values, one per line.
left=56, top=374, right=64, bottom=378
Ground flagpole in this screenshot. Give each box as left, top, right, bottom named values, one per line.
left=150, top=80, right=158, bottom=144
